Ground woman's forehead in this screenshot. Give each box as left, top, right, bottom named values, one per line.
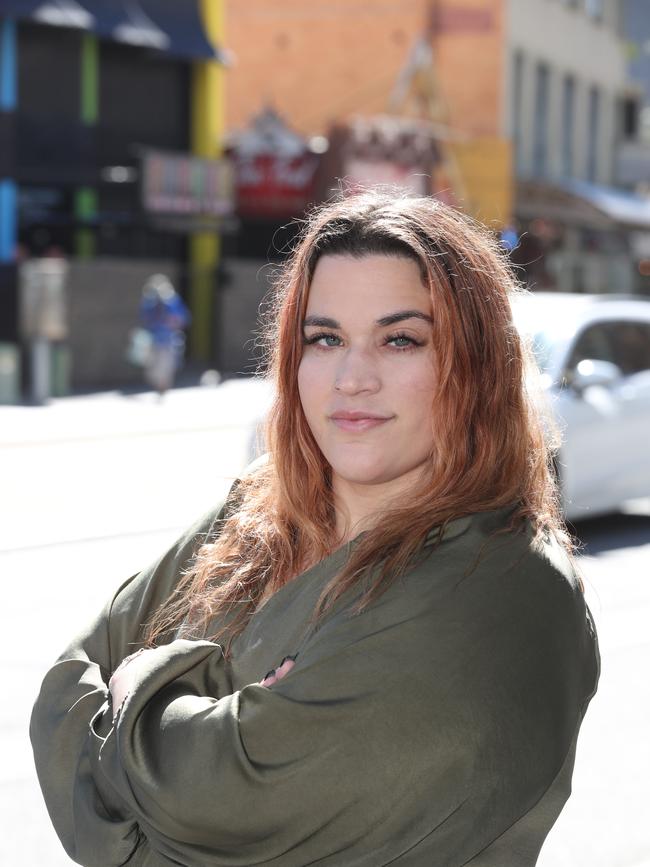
left=306, top=254, right=430, bottom=313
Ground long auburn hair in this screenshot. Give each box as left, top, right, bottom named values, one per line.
left=146, top=190, right=567, bottom=653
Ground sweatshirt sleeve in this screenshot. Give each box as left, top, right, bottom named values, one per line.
left=87, top=532, right=600, bottom=867
left=29, top=501, right=229, bottom=867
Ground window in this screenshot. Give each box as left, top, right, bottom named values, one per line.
left=586, top=85, right=600, bottom=182
left=512, top=51, right=524, bottom=173
left=620, top=95, right=640, bottom=140
left=585, top=0, right=604, bottom=20
left=533, top=63, right=550, bottom=177
left=568, top=321, right=650, bottom=375
left=609, top=322, right=650, bottom=374
left=568, top=323, right=615, bottom=371
left=561, top=75, right=575, bottom=177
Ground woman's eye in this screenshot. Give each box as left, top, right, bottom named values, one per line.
left=386, top=333, right=420, bottom=349
left=304, top=332, right=341, bottom=348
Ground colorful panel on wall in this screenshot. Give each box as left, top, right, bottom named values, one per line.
left=141, top=148, right=234, bottom=218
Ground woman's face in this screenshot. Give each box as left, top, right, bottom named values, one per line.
left=298, top=253, right=437, bottom=498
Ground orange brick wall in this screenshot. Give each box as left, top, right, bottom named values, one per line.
left=224, top=0, right=505, bottom=139
left=436, top=0, right=504, bottom=137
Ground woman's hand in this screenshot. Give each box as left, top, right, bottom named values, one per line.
left=259, top=655, right=297, bottom=687
left=109, top=649, right=297, bottom=720
left=108, top=648, right=155, bottom=720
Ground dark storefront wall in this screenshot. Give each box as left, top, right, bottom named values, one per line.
left=98, top=40, right=189, bottom=163
left=14, top=17, right=196, bottom=151
left=14, top=22, right=192, bottom=261
left=15, top=22, right=87, bottom=253
left=96, top=40, right=190, bottom=259
left=15, top=22, right=95, bottom=200
left=9, top=22, right=204, bottom=389
left=17, top=22, right=80, bottom=121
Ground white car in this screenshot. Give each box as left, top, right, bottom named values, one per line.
left=511, top=292, right=650, bottom=522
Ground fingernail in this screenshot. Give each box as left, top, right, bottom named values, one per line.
left=263, top=669, right=276, bottom=681
left=280, top=654, right=298, bottom=665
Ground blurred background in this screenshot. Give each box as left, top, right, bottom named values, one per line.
left=1, top=1, right=649, bottom=865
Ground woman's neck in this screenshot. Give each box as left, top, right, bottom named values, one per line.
left=332, top=469, right=425, bottom=545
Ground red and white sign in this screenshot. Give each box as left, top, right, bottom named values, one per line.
left=235, top=153, right=320, bottom=219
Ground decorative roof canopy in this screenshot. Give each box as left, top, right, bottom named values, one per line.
left=2, top=0, right=225, bottom=61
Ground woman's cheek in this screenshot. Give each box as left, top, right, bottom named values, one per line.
left=297, top=359, right=320, bottom=430
left=394, top=355, right=437, bottom=395
left=298, top=355, right=329, bottom=401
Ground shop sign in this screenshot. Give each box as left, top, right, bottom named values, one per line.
left=235, top=153, right=320, bottom=218
left=141, top=149, right=234, bottom=218
left=433, top=4, right=494, bottom=33
left=329, top=116, right=438, bottom=198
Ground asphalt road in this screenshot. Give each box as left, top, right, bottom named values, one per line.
left=1, top=382, right=648, bottom=866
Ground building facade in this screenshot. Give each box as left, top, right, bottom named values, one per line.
left=617, top=0, right=650, bottom=191
left=225, top=0, right=513, bottom=227
left=507, top=0, right=627, bottom=186
left=505, top=0, right=650, bottom=295
left=224, top=0, right=649, bottom=296
left=0, top=1, right=229, bottom=399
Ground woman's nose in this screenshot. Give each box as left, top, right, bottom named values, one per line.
left=334, top=348, right=381, bottom=395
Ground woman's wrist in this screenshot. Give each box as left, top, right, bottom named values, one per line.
left=109, top=648, right=148, bottom=720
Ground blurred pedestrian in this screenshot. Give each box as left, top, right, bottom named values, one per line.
left=138, top=274, right=190, bottom=397
left=31, top=190, right=599, bottom=866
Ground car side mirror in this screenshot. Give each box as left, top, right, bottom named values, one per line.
left=569, top=359, right=622, bottom=393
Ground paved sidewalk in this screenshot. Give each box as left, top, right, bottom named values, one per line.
left=0, top=378, right=274, bottom=552
left=0, top=377, right=274, bottom=447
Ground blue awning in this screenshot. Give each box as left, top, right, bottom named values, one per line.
left=560, top=179, right=650, bottom=230
left=77, top=0, right=169, bottom=50
left=80, top=0, right=223, bottom=60
left=1, top=1, right=93, bottom=29
left=517, top=177, right=650, bottom=231
left=2, top=0, right=224, bottom=60
left=139, top=0, right=222, bottom=60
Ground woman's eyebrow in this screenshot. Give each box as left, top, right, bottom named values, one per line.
left=376, top=310, right=433, bottom=327
left=303, top=310, right=433, bottom=329
left=303, top=315, right=340, bottom=328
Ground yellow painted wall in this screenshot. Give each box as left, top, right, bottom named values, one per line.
left=449, top=138, right=513, bottom=228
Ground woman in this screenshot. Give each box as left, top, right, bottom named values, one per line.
left=31, top=191, right=599, bottom=867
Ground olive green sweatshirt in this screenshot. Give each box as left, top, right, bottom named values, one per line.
left=30, top=499, right=599, bottom=866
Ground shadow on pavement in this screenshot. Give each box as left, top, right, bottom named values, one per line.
left=570, top=513, right=650, bottom=556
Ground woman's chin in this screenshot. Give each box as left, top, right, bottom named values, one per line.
left=327, top=452, right=431, bottom=493
left=329, top=460, right=399, bottom=489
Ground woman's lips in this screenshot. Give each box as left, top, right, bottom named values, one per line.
left=329, top=412, right=392, bottom=432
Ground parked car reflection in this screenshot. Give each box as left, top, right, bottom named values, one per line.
left=511, top=292, right=650, bottom=521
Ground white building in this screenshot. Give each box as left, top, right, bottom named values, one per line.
left=504, top=0, right=650, bottom=294
left=507, top=0, right=628, bottom=185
